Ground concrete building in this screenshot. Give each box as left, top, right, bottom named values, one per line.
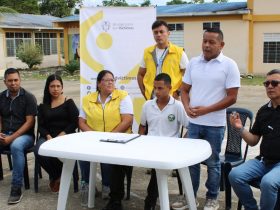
left=157, top=0, right=280, bottom=75
left=0, top=13, right=64, bottom=70
left=54, top=0, right=280, bottom=75
left=1, top=0, right=279, bottom=75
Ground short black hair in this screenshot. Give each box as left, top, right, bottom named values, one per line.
left=152, top=20, right=169, bottom=31
left=204, top=28, right=224, bottom=41
left=4, top=68, right=20, bottom=79
left=155, top=73, right=171, bottom=85
left=267, top=69, right=280, bottom=76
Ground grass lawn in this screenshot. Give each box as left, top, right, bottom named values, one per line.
left=241, top=75, right=265, bottom=86
left=19, top=68, right=79, bottom=81
left=17, top=68, right=266, bottom=86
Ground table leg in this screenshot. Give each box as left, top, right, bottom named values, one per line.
left=88, top=162, right=97, bottom=208
left=155, top=169, right=170, bottom=210
left=178, top=167, right=197, bottom=210
left=57, top=159, right=75, bottom=210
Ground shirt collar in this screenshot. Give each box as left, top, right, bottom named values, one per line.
left=5, top=88, right=22, bottom=98
left=97, top=92, right=112, bottom=104
left=267, top=101, right=280, bottom=110
left=200, top=52, right=224, bottom=63
left=268, top=101, right=272, bottom=107
left=152, top=95, right=175, bottom=107
left=149, top=42, right=177, bottom=54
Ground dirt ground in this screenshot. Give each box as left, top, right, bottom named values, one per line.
left=0, top=79, right=266, bottom=210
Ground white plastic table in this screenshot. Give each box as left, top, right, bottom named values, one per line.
left=39, top=131, right=211, bottom=210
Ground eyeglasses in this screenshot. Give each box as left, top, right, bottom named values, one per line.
left=101, top=79, right=116, bottom=83
left=263, top=80, right=280, bottom=88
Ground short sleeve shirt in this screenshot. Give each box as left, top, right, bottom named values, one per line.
left=140, top=96, right=189, bottom=137
left=183, top=53, right=240, bottom=126
left=0, top=88, right=37, bottom=135
left=251, top=102, right=280, bottom=164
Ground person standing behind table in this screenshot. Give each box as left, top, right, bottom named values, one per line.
left=0, top=68, right=37, bottom=204
left=229, top=69, right=280, bottom=210
left=138, top=73, right=189, bottom=210
left=34, top=74, right=79, bottom=193
left=137, top=20, right=189, bottom=100
left=177, top=28, right=240, bottom=210
left=79, top=70, right=133, bottom=209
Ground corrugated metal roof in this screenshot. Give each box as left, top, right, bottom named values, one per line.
left=157, top=2, right=248, bottom=14
left=55, top=14, right=79, bottom=23
left=53, top=14, right=79, bottom=23
left=55, top=2, right=248, bottom=23
left=0, top=13, right=62, bottom=29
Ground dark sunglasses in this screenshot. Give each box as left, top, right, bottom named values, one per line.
left=263, top=80, right=280, bottom=88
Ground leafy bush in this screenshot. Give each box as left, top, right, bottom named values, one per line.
left=16, top=43, right=43, bottom=69
left=64, top=59, right=80, bottom=75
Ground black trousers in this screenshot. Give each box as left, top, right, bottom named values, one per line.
left=145, top=169, right=158, bottom=206
left=34, top=137, right=62, bottom=180
left=110, top=164, right=126, bottom=201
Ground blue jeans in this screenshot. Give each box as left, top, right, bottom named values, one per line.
left=0, top=134, right=34, bottom=187
left=187, top=122, right=225, bottom=199
left=229, top=159, right=280, bottom=210
left=79, top=161, right=111, bottom=187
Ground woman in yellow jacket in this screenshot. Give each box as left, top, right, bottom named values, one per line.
left=79, top=70, right=133, bottom=206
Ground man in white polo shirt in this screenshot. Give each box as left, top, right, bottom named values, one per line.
left=139, top=73, right=189, bottom=210
left=178, top=28, right=240, bottom=210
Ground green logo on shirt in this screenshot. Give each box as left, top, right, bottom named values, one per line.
left=168, top=114, right=175, bottom=121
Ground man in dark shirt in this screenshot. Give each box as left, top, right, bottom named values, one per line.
left=0, top=68, right=37, bottom=204
left=229, top=69, right=280, bottom=210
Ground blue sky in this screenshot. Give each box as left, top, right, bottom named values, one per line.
left=83, top=0, right=246, bottom=7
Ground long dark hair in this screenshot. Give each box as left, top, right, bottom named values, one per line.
left=96, top=70, right=114, bottom=92
left=43, top=74, right=63, bottom=105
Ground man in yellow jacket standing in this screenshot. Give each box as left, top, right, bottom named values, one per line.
left=137, top=20, right=189, bottom=100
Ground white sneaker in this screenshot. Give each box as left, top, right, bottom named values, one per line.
left=171, top=195, right=199, bottom=210
left=203, top=198, right=219, bottom=210
left=102, top=185, right=110, bottom=200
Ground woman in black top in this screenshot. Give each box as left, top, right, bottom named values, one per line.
left=34, top=74, right=79, bottom=192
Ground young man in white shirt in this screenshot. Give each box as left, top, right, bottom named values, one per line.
left=139, top=73, right=189, bottom=210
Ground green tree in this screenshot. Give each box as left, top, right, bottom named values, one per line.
left=39, top=0, right=81, bottom=17
left=141, top=0, right=151, bottom=7
left=0, top=0, right=39, bottom=14
left=102, top=0, right=128, bottom=6
left=166, top=0, right=205, bottom=4
left=166, top=0, right=187, bottom=5
left=212, top=0, right=228, bottom=2
left=64, top=59, right=80, bottom=75
left=192, top=0, right=204, bottom=3
left=16, top=43, right=43, bottom=69
left=0, top=6, right=18, bottom=13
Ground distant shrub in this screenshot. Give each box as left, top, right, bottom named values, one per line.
left=64, top=59, right=80, bottom=75
left=16, top=43, right=43, bottom=69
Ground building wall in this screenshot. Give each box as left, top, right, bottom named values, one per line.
left=253, top=22, right=280, bottom=75
left=221, top=20, right=249, bottom=74
left=0, top=30, right=5, bottom=70
left=166, top=18, right=248, bottom=74
left=68, top=27, right=80, bottom=62
left=57, top=1, right=280, bottom=75
left=253, top=0, right=280, bottom=15
left=4, top=55, right=64, bottom=69
left=0, top=29, right=64, bottom=69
